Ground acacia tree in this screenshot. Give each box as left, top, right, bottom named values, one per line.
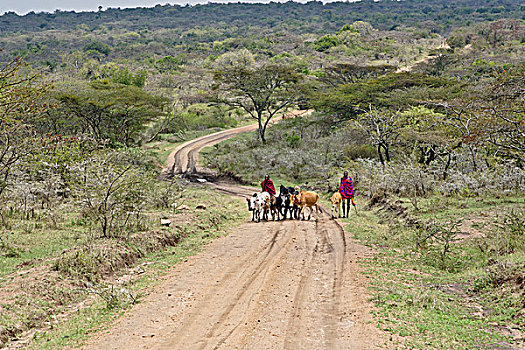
left=354, top=107, right=401, bottom=166
left=73, top=151, right=152, bottom=238
left=213, top=63, right=302, bottom=143
left=429, top=65, right=525, bottom=169
left=49, top=80, right=167, bottom=146
left=397, top=106, right=461, bottom=180
left=313, top=72, right=453, bottom=122
left=439, top=102, right=481, bottom=171
left=320, top=63, right=395, bottom=87
left=479, top=66, right=525, bottom=162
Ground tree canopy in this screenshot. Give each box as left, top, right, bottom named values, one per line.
left=214, top=62, right=302, bottom=143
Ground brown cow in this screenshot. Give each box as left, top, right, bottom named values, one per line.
left=292, top=190, right=319, bottom=221
left=330, top=192, right=342, bottom=219
left=269, top=195, right=282, bottom=221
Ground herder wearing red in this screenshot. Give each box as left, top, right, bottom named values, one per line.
left=261, top=174, right=276, bottom=196
left=340, top=170, right=355, bottom=218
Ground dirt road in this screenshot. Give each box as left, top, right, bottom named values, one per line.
left=165, top=110, right=311, bottom=176
left=83, top=117, right=389, bottom=350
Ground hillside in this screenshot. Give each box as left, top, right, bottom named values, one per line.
left=1, top=0, right=523, bottom=35
left=0, top=0, right=523, bottom=67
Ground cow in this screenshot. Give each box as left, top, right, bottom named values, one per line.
left=291, top=190, right=319, bottom=221
left=287, top=190, right=302, bottom=220
left=270, top=195, right=283, bottom=221
left=246, top=192, right=270, bottom=222
left=246, top=193, right=261, bottom=222
left=291, top=191, right=301, bottom=219
left=292, top=186, right=302, bottom=219
left=278, top=185, right=296, bottom=220
left=259, top=191, right=271, bottom=221
left=330, top=192, right=342, bottom=219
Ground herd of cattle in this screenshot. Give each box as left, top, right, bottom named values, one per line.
left=246, top=185, right=344, bottom=222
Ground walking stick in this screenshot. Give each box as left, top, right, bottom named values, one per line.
left=351, top=197, right=358, bottom=215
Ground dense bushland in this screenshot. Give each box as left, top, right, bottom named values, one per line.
left=1, top=0, right=522, bottom=36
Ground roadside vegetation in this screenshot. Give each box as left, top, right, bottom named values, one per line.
left=201, top=10, right=525, bottom=350
left=347, top=195, right=525, bottom=349
left=0, top=181, right=246, bottom=348
left=0, top=0, right=524, bottom=348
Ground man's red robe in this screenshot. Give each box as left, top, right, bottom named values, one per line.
left=261, top=178, right=276, bottom=196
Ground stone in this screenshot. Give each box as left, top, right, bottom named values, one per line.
left=160, top=219, right=172, bottom=226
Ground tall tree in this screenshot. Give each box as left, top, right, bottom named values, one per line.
left=213, top=63, right=302, bottom=143
left=50, top=80, right=167, bottom=146
left=313, top=72, right=454, bottom=121
left=477, top=65, right=525, bottom=162
left=354, top=107, right=401, bottom=166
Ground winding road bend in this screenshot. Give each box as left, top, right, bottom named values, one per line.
left=83, top=115, right=390, bottom=350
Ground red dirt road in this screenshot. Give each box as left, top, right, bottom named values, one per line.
left=82, top=116, right=391, bottom=350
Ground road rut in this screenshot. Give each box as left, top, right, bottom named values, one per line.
left=82, top=118, right=390, bottom=350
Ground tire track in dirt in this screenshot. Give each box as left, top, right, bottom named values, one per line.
left=284, top=211, right=347, bottom=350
left=82, top=112, right=392, bottom=350
left=209, top=222, right=299, bottom=350
left=284, top=220, right=317, bottom=349
left=321, top=213, right=347, bottom=349
left=160, top=224, right=281, bottom=348
left=158, top=221, right=296, bottom=350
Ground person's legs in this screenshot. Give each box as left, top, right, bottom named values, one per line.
left=345, top=198, right=350, bottom=217
left=341, top=198, right=347, bottom=218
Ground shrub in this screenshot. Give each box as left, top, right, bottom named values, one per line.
left=343, top=144, right=376, bottom=160
left=481, top=210, right=525, bottom=257
left=314, top=35, right=339, bottom=52
left=83, top=41, right=111, bottom=56
left=71, top=150, right=154, bottom=238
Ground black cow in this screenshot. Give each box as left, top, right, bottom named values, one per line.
left=279, top=185, right=298, bottom=220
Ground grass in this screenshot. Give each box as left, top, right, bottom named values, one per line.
left=0, top=212, right=91, bottom=279
left=0, top=185, right=248, bottom=349
left=344, top=193, right=525, bottom=349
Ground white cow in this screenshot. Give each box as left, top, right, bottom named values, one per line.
left=258, top=192, right=271, bottom=221
left=246, top=192, right=271, bottom=222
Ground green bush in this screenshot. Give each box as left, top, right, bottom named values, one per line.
left=314, top=35, right=339, bottom=52
left=167, top=108, right=238, bottom=132
left=482, top=210, right=525, bottom=256
left=83, top=41, right=111, bottom=56
left=284, top=132, right=301, bottom=148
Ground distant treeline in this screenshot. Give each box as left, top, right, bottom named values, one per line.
left=0, top=0, right=523, bottom=36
